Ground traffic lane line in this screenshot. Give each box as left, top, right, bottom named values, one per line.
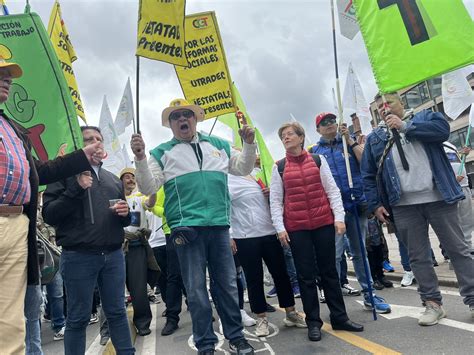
left=272, top=304, right=401, bottom=355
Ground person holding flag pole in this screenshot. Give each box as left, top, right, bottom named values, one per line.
left=325, top=0, right=379, bottom=319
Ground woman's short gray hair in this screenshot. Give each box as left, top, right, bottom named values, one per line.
left=278, top=122, right=305, bottom=148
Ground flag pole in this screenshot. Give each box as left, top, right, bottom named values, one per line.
left=458, top=123, right=471, bottom=175
left=208, top=116, right=219, bottom=136
left=330, top=0, right=377, bottom=320
left=135, top=55, right=140, bottom=134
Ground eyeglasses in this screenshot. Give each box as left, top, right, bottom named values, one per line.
left=169, top=110, right=194, bottom=121
left=319, top=118, right=336, bottom=127
left=281, top=131, right=297, bottom=140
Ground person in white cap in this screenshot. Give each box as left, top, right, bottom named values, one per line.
left=131, top=99, right=256, bottom=355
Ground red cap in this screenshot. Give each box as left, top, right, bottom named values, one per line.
left=315, top=112, right=336, bottom=127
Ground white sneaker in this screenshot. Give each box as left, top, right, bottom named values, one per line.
left=418, top=301, right=446, bottom=326
left=240, top=309, right=256, bottom=327
left=53, top=326, right=65, bottom=341
left=319, top=289, right=326, bottom=303
left=255, top=317, right=270, bottom=337
left=283, top=310, right=307, bottom=328
left=401, top=271, right=415, bottom=287
left=243, top=290, right=249, bottom=303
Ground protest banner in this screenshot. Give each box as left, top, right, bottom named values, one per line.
left=48, top=0, right=86, bottom=123
left=136, top=0, right=187, bottom=66
left=0, top=11, right=82, bottom=162
left=353, top=0, right=474, bottom=93
left=176, top=11, right=235, bottom=118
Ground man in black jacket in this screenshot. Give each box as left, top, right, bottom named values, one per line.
left=43, top=126, right=134, bottom=355
left=0, top=57, right=102, bottom=354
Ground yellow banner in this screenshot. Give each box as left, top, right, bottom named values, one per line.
left=175, top=12, right=235, bottom=119
left=47, top=1, right=86, bottom=123
left=136, top=0, right=187, bottom=66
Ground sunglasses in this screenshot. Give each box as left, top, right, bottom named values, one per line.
left=319, top=118, right=336, bottom=127
left=169, top=109, right=194, bottom=121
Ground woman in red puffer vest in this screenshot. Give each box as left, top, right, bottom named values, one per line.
left=270, top=121, right=364, bottom=342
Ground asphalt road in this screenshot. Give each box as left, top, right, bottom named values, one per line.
left=41, top=278, right=474, bottom=355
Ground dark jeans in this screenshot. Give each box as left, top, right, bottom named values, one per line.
left=367, top=244, right=384, bottom=281
left=153, top=245, right=168, bottom=303
left=61, top=249, right=134, bottom=355
left=289, top=225, right=349, bottom=328
left=45, top=271, right=66, bottom=332
left=153, top=238, right=186, bottom=323
left=126, top=244, right=152, bottom=332
left=175, top=227, right=244, bottom=352
left=235, top=235, right=294, bottom=314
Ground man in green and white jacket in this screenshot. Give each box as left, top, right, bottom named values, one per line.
left=131, top=99, right=256, bottom=355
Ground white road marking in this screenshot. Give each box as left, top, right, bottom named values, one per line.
left=355, top=301, right=474, bottom=333
left=85, top=333, right=103, bottom=355
left=347, top=276, right=461, bottom=296
left=138, top=303, right=158, bottom=354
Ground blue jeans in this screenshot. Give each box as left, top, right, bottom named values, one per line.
left=396, top=233, right=412, bottom=271
left=282, top=245, right=298, bottom=286
left=61, top=249, right=134, bottom=355
left=175, top=227, right=244, bottom=351
left=336, top=211, right=373, bottom=292
left=45, top=271, right=66, bottom=332
left=25, top=284, right=44, bottom=355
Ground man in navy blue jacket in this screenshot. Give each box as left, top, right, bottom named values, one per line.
left=361, top=92, right=474, bottom=325
left=310, top=112, right=391, bottom=314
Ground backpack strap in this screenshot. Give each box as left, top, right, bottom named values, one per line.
left=277, top=158, right=286, bottom=179
left=276, top=154, right=321, bottom=180
left=311, top=154, right=321, bottom=168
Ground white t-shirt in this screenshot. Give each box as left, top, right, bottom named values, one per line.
left=228, top=174, right=276, bottom=239
left=125, top=192, right=148, bottom=233
left=147, top=211, right=166, bottom=248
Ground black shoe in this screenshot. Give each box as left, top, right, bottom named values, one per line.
left=265, top=303, right=276, bottom=312
left=331, top=320, right=364, bottom=332
left=198, top=350, right=215, bottom=355
left=161, top=321, right=178, bottom=336
left=373, top=280, right=385, bottom=290
left=99, top=336, right=109, bottom=346
left=137, top=328, right=152, bottom=336
left=433, top=259, right=439, bottom=267
left=308, top=326, right=321, bottom=341
left=380, top=277, right=393, bottom=288
left=229, top=339, right=254, bottom=354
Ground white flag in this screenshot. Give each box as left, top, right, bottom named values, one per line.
left=342, top=63, right=372, bottom=135
left=337, top=0, right=359, bottom=40
left=114, top=78, right=135, bottom=135
left=441, top=66, right=474, bottom=120
left=99, top=96, right=126, bottom=175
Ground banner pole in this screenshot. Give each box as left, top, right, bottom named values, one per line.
left=135, top=55, right=140, bottom=134
left=330, top=0, right=377, bottom=320
left=208, top=116, right=218, bottom=136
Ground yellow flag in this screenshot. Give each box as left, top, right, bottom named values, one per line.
left=136, top=0, right=187, bottom=66
left=48, top=1, right=86, bottom=123
left=175, top=12, right=235, bottom=119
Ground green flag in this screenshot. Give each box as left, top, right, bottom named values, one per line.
left=217, top=82, right=255, bottom=149
left=217, top=83, right=273, bottom=185
left=0, top=12, right=82, bottom=162
left=255, top=128, right=274, bottom=187
left=353, top=0, right=474, bottom=93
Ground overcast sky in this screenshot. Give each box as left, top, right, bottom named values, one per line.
left=6, top=0, right=474, bottom=159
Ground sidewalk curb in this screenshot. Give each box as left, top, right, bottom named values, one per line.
left=347, top=270, right=459, bottom=289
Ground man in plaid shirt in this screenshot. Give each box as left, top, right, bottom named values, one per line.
left=0, top=56, right=102, bottom=354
